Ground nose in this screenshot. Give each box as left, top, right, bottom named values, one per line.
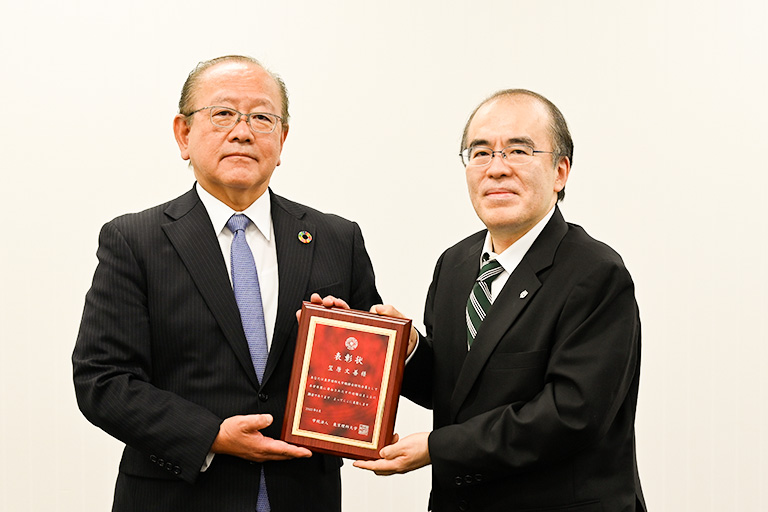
left=229, top=114, right=253, bottom=142
left=486, top=153, right=511, bottom=177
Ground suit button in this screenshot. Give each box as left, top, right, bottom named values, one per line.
left=458, top=500, right=469, bottom=511
left=464, top=474, right=473, bottom=484
left=454, top=476, right=463, bottom=487
left=165, top=462, right=173, bottom=471
left=258, top=393, right=269, bottom=402
left=173, top=465, right=182, bottom=475
left=475, top=473, right=483, bottom=483
left=157, top=458, right=165, bottom=467
left=149, top=455, right=157, bottom=464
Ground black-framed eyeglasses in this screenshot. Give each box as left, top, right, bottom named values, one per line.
left=186, top=106, right=283, bottom=134
left=460, top=144, right=553, bottom=167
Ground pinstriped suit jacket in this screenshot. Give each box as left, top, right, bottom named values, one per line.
left=73, top=186, right=381, bottom=512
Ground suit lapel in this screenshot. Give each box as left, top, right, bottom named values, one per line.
left=449, top=260, right=542, bottom=420
left=264, top=191, right=316, bottom=385
left=441, top=236, right=485, bottom=383
left=162, top=188, right=260, bottom=389
left=448, top=208, right=569, bottom=421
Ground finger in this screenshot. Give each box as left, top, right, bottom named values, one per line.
left=259, top=439, right=313, bottom=460
left=377, top=434, right=400, bottom=459
left=370, top=304, right=405, bottom=319
left=379, top=442, right=401, bottom=460
left=310, top=293, right=324, bottom=304
left=322, top=295, right=349, bottom=309
left=353, top=459, right=397, bottom=475
left=244, top=413, right=274, bottom=431
left=352, top=460, right=379, bottom=470
left=406, top=329, right=419, bottom=356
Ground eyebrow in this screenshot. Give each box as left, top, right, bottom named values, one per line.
left=210, top=96, right=276, bottom=111
left=468, top=136, right=536, bottom=148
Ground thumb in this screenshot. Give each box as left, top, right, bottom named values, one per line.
left=380, top=436, right=400, bottom=460
left=246, top=414, right=274, bottom=432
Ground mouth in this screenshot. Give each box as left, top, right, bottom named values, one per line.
left=222, top=153, right=256, bottom=161
left=484, top=188, right=517, bottom=198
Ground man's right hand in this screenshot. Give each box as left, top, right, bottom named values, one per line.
left=211, top=414, right=312, bottom=462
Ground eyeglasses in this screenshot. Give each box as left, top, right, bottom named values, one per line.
left=186, top=106, right=283, bottom=134
left=460, top=144, right=553, bottom=167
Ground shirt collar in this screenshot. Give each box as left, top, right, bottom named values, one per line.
left=195, top=183, right=272, bottom=241
left=481, top=206, right=556, bottom=273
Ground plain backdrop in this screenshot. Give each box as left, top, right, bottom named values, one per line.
left=1, top=0, right=766, bottom=510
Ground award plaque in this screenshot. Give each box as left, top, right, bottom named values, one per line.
left=282, top=302, right=412, bottom=460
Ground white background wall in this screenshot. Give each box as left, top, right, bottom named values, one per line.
left=1, top=0, right=766, bottom=510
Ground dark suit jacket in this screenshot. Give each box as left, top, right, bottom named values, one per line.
left=73, top=186, right=381, bottom=512
left=401, top=208, right=645, bottom=512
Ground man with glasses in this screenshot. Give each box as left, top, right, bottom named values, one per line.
left=73, top=55, right=380, bottom=512
left=354, top=90, right=646, bottom=511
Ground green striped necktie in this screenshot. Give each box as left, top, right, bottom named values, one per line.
left=466, top=255, right=503, bottom=348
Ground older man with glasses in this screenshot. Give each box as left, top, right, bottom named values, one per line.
left=73, top=55, right=381, bottom=512
left=354, top=89, right=646, bottom=512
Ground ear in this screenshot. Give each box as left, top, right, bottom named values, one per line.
left=173, top=114, right=191, bottom=161
left=276, top=123, right=289, bottom=167
left=554, top=155, right=570, bottom=194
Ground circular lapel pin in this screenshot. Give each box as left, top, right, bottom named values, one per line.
left=298, top=230, right=313, bottom=244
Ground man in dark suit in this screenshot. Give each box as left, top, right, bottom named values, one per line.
left=355, top=90, right=646, bottom=511
left=72, top=55, right=380, bottom=511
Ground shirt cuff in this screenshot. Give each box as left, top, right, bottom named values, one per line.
left=201, top=452, right=215, bottom=472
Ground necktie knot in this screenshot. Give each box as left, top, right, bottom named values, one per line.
left=476, top=258, right=503, bottom=284
left=227, top=214, right=251, bottom=234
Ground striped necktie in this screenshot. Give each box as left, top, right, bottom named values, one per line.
left=466, top=255, right=503, bottom=348
left=226, top=214, right=270, bottom=512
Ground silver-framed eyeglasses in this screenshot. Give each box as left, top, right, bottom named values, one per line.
left=460, top=144, right=553, bottom=167
left=186, top=106, right=283, bottom=134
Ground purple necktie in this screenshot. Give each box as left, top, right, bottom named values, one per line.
left=227, top=214, right=270, bottom=512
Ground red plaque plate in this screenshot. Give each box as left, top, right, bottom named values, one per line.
left=282, top=302, right=411, bottom=460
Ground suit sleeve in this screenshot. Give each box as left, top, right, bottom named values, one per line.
left=399, top=251, right=446, bottom=409
left=346, top=221, right=382, bottom=310
left=427, top=258, right=641, bottom=484
left=72, top=221, right=222, bottom=484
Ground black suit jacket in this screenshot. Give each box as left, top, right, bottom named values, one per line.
left=73, top=186, right=381, bottom=512
left=401, top=208, right=645, bottom=512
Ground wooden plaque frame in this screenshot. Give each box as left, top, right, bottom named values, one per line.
left=281, top=302, right=411, bottom=460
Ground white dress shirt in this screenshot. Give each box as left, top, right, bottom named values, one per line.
left=196, top=183, right=279, bottom=349
left=480, top=205, right=556, bottom=302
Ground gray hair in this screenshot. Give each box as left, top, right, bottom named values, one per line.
left=178, top=55, right=290, bottom=125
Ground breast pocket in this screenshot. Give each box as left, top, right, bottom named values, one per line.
left=474, top=350, right=550, bottom=406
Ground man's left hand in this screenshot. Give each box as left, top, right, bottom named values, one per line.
left=353, top=432, right=431, bottom=475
